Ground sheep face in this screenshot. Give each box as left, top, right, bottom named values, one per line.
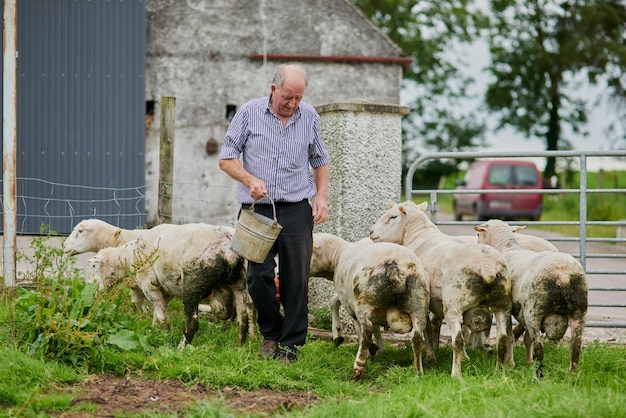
left=463, top=308, right=492, bottom=333
left=542, top=314, right=569, bottom=341
left=474, top=219, right=525, bottom=250
left=309, top=237, right=335, bottom=280
left=64, top=219, right=106, bottom=254
left=86, top=255, right=123, bottom=291
left=86, top=238, right=147, bottom=291
left=370, top=201, right=409, bottom=244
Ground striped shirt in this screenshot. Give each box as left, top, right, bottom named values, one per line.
left=219, top=95, right=330, bottom=204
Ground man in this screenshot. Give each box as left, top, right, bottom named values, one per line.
left=218, top=63, right=330, bottom=364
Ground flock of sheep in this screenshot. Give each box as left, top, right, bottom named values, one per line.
left=62, top=200, right=588, bottom=380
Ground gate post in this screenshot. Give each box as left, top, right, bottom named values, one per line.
left=158, top=97, right=176, bottom=225
left=315, top=98, right=409, bottom=241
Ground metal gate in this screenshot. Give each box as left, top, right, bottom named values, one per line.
left=404, top=150, right=626, bottom=330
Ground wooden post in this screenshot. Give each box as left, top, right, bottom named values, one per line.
left=158, top=97, right=175, bottom=224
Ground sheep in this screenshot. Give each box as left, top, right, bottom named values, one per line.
left=64, top=219, right=258, bottom=336
left=64, top=218, right=236, bottom=255
left=369, top=201, right=514, bottom=378
left=474, top=219, right=588, bottom=376
left=309, top=233, right=430, bottom=380
left=86, top=226, right=251, bottom=349
left=453, top=234, right=559, bottom=252
left=456, top=232, right=558, bottom=349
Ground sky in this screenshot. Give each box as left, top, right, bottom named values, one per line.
left=400, top=5, right=626, bottom=172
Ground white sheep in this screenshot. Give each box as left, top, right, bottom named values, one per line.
left=474, top=219, right=588, bottom=376
left=65, top=219, right=258, bottom=336
left=455, top=232, right=557, bottom=350
left=453, top=234, right=559, bottom=252
left=86, top=226, right=251, bottom=348
left=309, top=233, right=430, bottom=380
left=369, top=201, right=514, bottom=378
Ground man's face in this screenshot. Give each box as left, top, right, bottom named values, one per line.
left=271, top=76, right=306, bottom=119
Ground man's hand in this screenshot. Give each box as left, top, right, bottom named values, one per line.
left=312, top=196, right=328, bottom=224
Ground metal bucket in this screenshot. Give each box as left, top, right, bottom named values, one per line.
left=231, top=199, right=282, bottom=263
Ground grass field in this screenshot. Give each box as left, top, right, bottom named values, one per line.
left=0, top=232, right=625, bottom=417
left=1, top=170, right=625, bottom=416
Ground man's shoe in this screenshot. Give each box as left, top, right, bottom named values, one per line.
left=259, top=339, right=278, bottom=359
left=275, top=345, right=298, bottom=366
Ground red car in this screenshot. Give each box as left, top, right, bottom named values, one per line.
left=453, top=159, right=543, bottom=221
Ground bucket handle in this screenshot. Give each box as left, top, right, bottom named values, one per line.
left=249, top=198, right=279, bottom=224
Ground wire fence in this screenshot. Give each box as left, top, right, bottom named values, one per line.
left=0, top=178, right=240, bottom=235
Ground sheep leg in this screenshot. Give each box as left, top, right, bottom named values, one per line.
left=330, top=295, right=344, bottom=346
left=179, top=298, right=200, bottom=349
left=410, top=313, right=425, bottom=375
left=424, top=316, right=437, bottom=363
left=246, top=293, right=259, bottom=338
left=372, top=324, right=385, bottom=354
left=568, top=316, right=585, bottom=374
left=445, top=310, right=465, bottom=378
left=493, top=310, right=514, bottom=367
left=138, top=277, right=169, bottom=329
left=231, top=286, right=250, bottom=346
left=129, top=284, right=147, bottom=309
left=353, top=315, right=374, bottom=380
left=431, top=315, right=443, bottom=350
left=525, top=323, right=544, bottom=377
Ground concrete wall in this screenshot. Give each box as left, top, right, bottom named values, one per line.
left=144, top=0, right=407, bottom=225
left=309, top=99, right=409, bottom=330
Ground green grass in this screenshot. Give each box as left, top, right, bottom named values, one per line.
left=1, top=173, right=626, bottom=416
left=1, top=308, right=626, bottom=417
left=1, top=235, right=625, bottom=417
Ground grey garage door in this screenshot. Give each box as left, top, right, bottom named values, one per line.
left=1, top=0, right=146, bottom=234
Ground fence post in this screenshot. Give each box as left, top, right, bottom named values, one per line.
left=2, top=0, right=18, bottom=288
left=158, top=97, right=176, bottom=224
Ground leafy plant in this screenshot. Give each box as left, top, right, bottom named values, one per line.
left=10, top=231, right=150, bottom=366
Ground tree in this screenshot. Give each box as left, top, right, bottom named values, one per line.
left=485, top=0, right=626, bottom=179
left=353, top=1, right=490, bottom=187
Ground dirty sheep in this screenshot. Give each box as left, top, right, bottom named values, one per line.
left=87, top=227, right=250, bottom=349
left=369, top=201, right=514, bottom=378
left=475, top=219, right=588, bottom=376
left=65, top=219, right=257, bottom=336
left=309, top=233, right=430, bottom=380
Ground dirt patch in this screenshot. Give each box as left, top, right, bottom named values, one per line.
left=55, top=374, right=318, bottom=417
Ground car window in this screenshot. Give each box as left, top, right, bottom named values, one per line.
left=515, top=166, right=539, bottom=186
left=488, top=165, right=511, bottom=186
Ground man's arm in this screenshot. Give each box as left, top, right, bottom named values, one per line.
left=219, top=159, right=268, bottom=201
left=312, top=164, right=329, bottom=224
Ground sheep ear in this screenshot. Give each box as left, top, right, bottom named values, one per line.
left=313, top=241, right=320, bottom=249
left=417, top=201, right=428, bottom=211
left=511, top=225, right=526, bottom=233
left=387, top=200, right=395, bottom=208
left=474, top=225, right=486, bottom=233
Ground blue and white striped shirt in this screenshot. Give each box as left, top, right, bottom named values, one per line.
left=219, top=95, right=330, bottom=204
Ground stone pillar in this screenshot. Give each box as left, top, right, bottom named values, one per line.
left=315, top=98, right=410, bottom=241
left=307, top=99, right=409, bottom=332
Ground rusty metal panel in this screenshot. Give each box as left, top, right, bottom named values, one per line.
left=1, top=0, right=146, bottom=234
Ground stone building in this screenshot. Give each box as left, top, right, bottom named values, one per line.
left=144, top=0, right=410, bottom=225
